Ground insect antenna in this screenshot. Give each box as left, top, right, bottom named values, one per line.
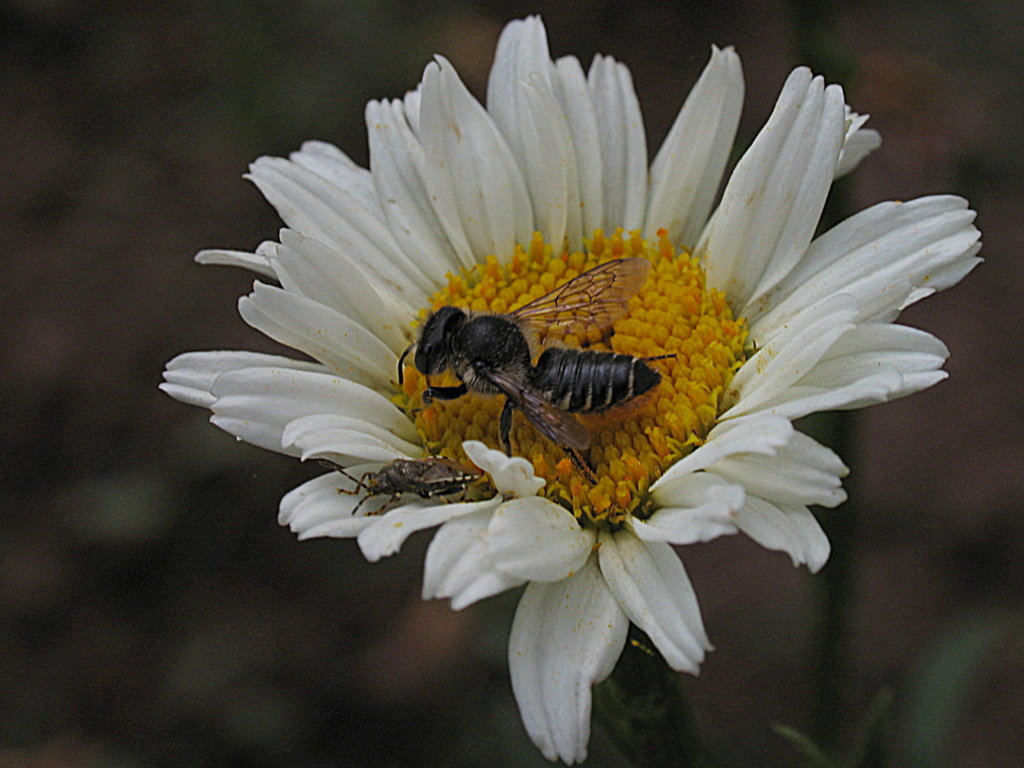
left=320, top=461, right=369, bottom=496
left=330, top=465, right=379, bottom=515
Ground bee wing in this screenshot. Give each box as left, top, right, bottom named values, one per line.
left=511, top=257, right=650, bottom=337
left=480, top=368, right=591, bottom=451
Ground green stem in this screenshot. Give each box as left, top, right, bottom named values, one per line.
left=593, top=626, right=722, bottom=768
left=811, top=417, right=859, bottom=748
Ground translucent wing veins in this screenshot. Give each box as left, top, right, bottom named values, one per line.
left=510, top=257, right=650, bottom=337
left=478, top=368, right=591, bottom=451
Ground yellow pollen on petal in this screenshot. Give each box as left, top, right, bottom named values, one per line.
left=398, top=229, right=748, bottom=528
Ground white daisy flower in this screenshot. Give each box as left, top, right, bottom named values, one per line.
left=161, top=15, right=981, bottom=764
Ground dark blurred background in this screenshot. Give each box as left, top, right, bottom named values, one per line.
left=2, top=0, right=1022, bottom=766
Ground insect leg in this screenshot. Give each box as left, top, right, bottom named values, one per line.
left=644, top=353, right=677, bottom=362
left=321, top=461, right=369, bottom=496
left=568, top=448, right=597, bottom=484
left=499, top=398, right=516, bottom=454
left=422, top=383, right=468, bottom=405
left=422, top=482, right=467, bottom=499
left=351, top=493, right=372, bottom=515
left=378, top=493, right=403, bottom=514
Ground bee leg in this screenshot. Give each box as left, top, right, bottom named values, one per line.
left=499, top=398, right=516, bottom=454
left=421, top=383, right=468, bottom=405
left=568, top=448, right=597, bottom=484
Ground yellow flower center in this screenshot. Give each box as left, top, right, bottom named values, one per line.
left=397, top=229, right=748, bottom=527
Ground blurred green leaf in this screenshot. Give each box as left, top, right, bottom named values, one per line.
left=776, top=688, right=895, bottom=768
left=64, top=471, right=175, bottom=546
left=773, top=724, right=841, bottom=768
left=847, top=687, right=893, bottom=768
left=902, top=610, right=1007, bottom=768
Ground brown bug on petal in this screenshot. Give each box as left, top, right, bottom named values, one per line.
left=332, top=457, right=484, bottom=514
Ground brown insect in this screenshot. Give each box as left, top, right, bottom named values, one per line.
left=333, top=457, right=483, bottom=514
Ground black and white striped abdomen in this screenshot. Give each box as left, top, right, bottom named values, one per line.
left=530, top=348, right=661, bottom=413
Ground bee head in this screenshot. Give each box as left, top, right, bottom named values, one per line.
left=415, top=305, right=466, bottom=375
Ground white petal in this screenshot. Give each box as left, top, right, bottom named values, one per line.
left=274, top=229, right=412, bottom=353
left=195, top=244, right=277, bottom=278
left=645, top=45, right=744, bottom=249
left=598, top=532, right=710, bottom=673
left=638, top=473, right=744, bottom=544
left=700, top=68, right=846, bottom=311
left=734, top=498, right=830, bottom=572
left=365, top=99, right=462, bottom=280
left=903, top=242, right=982, bottom=306
left=748, top=196, right=982, bottom=336
left=281, top=414, right=422, bottom=464
left=247, top=156, right=432, bottom=303
left=209, top=366, right=416, bottom=454
left=487, top=15, right=553, bottom=161
left=403, top=84, right=422, bottom=134
left=419, top=57, right=533, bottom=268
left=653, top=414, right=794, bottom=486
left=878, top=370, right=948, bottom=403
left=516, top=74, right=581, bottom=249
left=509, top=558, right=628, bottom=764
left=803, top=323, right=948, bottom=393
left=295, top=433, right=408, bottom=465
left=288, top=140, right=382, bottom=221
left=462, top=440, right=545, bottom=498
left=834, top=107, right=881, bottom=178
left=485, top=19, right=580, bottom=250
left=588, top=54, right=647, bottom=231
left=423, top=510, right=525, bottom=609
left=721, top=294, right=860, bottom=419
left=278, top=467, right=383, bottom=539
left=238, top=282, right=396, bottom=390
left=160, top=350, right=325, bottom=408
left=357, top=496, right=501, bottom=562
left=486, top=497, right=596, bottom=582
left=551, top=55, right=604, bottom=236
left=730, top=319, right=950, bottom=421
left=730, top=371, right=903, bottom=422
left=709, top=429, right=848, bottom=509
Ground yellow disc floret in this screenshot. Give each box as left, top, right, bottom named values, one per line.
left=397, top=229, right=748, bottom=528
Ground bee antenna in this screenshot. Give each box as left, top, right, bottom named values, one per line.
left=397, top=342, right=415, bottom=385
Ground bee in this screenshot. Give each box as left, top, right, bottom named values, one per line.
left=398, top=258, right=668, bottom=481
left=332, top=457, right=483, bottom=514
